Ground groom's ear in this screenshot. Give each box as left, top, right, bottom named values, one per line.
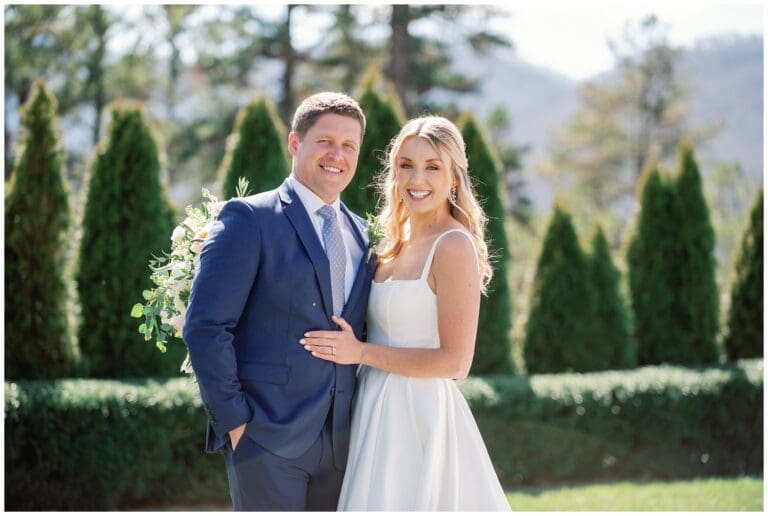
left=287, top=131, right=299, bottom=156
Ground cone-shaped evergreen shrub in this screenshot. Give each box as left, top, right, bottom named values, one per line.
left=524, top=205, right=595, bottom=373
left=588, top=226, right=634, bottom=369
left=724, top=189, right=763, bottom=359
left=344, top=72, right=403, bottom=215
left=627, top=168, right=680, bottom=365
left=672, top=143, right=720, bottom=363
left=77, top=103, right=181, bottom=377
left=218, top=97, right=288, bottom=199
left=5, top=79, right=72, bottom=379
left=628, top=146, right=720, bottom=366
left=460, top=114, right=512, bottom=373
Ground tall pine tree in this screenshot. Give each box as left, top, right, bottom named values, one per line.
left=724, top=189, right=763, bottom=359
left=627, top=146, right=720, bottom=366
left=344, top=70, right=403, bottom=216
left=5, top=79, right=72, bottom=379
left=218, top=97, right=288, bottom=199
left=460, top=114, right=512, bottom=372
left=672, top=143, right=720, bottom=363
left=588, top=226, right=634, bottom=369
left=524, top=205, right=595, bottom=373
left=627, top=167, right=679, bottom=365
left=77, top=103, right=180, bottom=377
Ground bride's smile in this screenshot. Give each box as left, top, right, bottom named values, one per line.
left=396, top=136, right=455, bottom=217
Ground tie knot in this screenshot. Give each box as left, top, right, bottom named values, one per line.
left=317, top=205, right=337, bottom=221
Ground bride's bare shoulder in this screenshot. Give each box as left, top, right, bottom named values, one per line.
left=431, top=230, right=478, bottom=277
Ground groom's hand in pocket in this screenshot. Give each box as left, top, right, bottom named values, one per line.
left=229, top=423, right=246, bottom=451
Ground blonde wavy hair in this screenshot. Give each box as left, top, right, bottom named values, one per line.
left=376, top=115, right=493, bottom=292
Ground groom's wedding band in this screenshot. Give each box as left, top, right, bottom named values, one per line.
left=332, top=347, right=336, bottom=355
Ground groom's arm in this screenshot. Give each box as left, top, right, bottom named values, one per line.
left=183, top=198, right=260, bottom=443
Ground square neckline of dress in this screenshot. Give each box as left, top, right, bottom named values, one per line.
left=371, top=228, right=474, bottom=286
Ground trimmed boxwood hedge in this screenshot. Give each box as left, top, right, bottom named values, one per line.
left=5, top=359, right=762, bottom=509
left=5, top=378, right=229, bottom=509
left=462, top=358, right=762, bottom=486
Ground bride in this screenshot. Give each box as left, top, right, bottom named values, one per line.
left=301, top=115, right=511, bottom=511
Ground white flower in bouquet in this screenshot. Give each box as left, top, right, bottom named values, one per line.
left=171, top=225, right=186, bottom=244
left=131, top=177, right=251, bottom=374
left=169, top=312, right=185, bottom=334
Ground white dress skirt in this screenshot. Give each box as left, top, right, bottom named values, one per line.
left=337, top=230, right=511, bottom=511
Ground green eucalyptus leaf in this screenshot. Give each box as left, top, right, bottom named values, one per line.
left=130, top=303, right=144, bottom=318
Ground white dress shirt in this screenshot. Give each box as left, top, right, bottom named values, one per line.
left=288, top=174, right=363, bottom=304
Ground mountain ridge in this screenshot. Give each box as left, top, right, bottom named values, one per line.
left=448, top=34, right=763, bottom=211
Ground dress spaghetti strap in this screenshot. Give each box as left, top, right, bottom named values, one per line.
left=419, top=228, right=478, bottom=281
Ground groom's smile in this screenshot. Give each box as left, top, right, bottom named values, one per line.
left=320, top=163, right=343, bottom=175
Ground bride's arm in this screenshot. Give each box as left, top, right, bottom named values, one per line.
left=301, top=233, right=481, bottom=379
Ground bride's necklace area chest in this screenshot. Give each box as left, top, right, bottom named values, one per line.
left=375, top=238, right=436, bottom=283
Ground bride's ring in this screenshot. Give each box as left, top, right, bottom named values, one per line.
left=332, top=346, right=336, bottom=356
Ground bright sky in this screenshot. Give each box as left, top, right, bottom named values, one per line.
left=495, top=2, right=764, bottom=79
left=111, top=3, right=764, bottom=82
left=256, top=2, right=764, bottom=80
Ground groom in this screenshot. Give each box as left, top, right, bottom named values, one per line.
left=183, top=92, right=375, bottom=511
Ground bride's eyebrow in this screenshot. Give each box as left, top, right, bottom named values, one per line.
left=398, top=156, right=442, bottom=163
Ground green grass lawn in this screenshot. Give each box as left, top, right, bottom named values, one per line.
left=506, top=477, right=763, bottom=511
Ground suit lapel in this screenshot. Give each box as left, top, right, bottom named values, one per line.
left=340, top=203, right=368, bottom=250
left=342, top=259, right=374, bottom=320
left=279, top=180, right=334, bottom=319
left=340, top=203, right=374, bottom=319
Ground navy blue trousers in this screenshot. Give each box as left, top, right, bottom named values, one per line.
left=223, top=412, right=343, bottom=511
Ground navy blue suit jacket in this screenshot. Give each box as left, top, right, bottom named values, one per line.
left=183, top=179, right=375, bottom=469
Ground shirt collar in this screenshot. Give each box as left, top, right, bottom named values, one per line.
left=288, top=174, right=342, bottom=217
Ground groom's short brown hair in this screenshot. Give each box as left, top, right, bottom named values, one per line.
left=291, top=92, right=366, bottom=140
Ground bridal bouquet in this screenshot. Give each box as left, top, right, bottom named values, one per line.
left=131, top=177, right=250, bottom=373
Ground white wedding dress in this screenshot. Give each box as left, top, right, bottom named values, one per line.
left=338, top=229, right=511, bottom=511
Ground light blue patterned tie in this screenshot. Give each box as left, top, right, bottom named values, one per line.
left=317, top=205, right=346, bottom=316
